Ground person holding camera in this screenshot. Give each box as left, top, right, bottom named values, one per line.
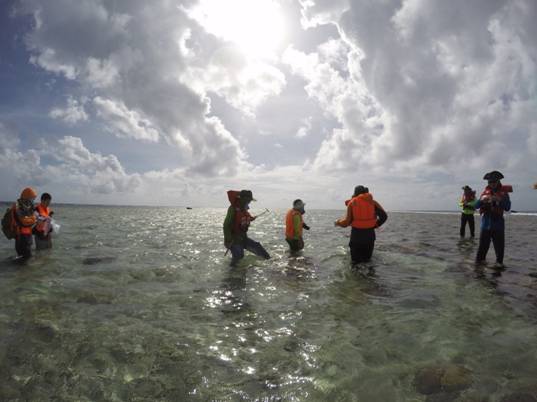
left=475, top=171, right=511, bottom=267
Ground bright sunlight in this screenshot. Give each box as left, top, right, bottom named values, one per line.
left=187, top=0, right=286, bottom=59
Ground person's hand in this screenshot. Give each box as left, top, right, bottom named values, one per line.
left=49, top=211, right=54, bottom=217
left=303, top=224, right=310, bottom=230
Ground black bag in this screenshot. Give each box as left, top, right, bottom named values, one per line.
left=1, top=206, right=16, bottom=239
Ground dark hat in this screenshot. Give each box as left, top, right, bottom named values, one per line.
left=483, top=171, right=504, bottom=182
left=293, top=199, right=305, bottom=209
left=354, top=185, right=368, bottom=196
left=462, top=185, right=472, bottom=191
left=239, top=189, right=256, bottom=202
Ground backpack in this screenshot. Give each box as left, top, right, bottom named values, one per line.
left=2, top=205, right=17, bottom=239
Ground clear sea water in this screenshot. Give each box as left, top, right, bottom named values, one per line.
left=1, top=205, right=537, bottom=401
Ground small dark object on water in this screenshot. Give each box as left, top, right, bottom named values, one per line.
left=186, top=207, right=193, bottom=210
left=82, top=256, right=116, bottom=265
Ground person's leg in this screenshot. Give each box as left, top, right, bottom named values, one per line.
left=491, top=229, right=505, bottom=265
left=468, top=215, right=475, bottom=238
left=460, top=214, right=466, bottom=237
left=350, top=242, right=367, bottom=264
left=245, top=238, right=271, bottom=259
left=16, top=234, right=33, bottom=258
left=286, top=239, right=303, bottom=252
left=34, top=234, right=50, bottom=250
left=363, top=240, right=375, bottom=261
left=476, top=229, right=492, bottom=262
left=230, top=244, right=244, bottom=267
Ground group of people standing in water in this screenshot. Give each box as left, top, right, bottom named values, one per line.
left=223, top=187, right=388, bottom=267
left=224, top=170, right=515, bottom=268
left=2, top=187, right=54, bottom=259
left=1, top=170, right=518, bottom=268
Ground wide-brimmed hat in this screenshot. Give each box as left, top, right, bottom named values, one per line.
left=462, top=185, right=472, bottom=191
left=239, top=190, right=256, bottom=202
left=483, top=170, right=504, bottom=182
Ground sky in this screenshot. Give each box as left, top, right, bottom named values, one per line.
left=0, top=0, right=536, bottom=210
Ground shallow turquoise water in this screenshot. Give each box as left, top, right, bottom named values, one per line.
left=1, top=206, right=537, bottom=401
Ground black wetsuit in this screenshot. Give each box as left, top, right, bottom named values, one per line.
left=349, top=206, right=388, bottom=264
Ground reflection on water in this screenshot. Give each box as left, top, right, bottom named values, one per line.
left=1, top=206, right=537, bottom=401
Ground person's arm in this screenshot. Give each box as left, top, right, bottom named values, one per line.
left=467, top=199, right=477, bottom=210
left=293, top=214, right=302, bottom=239
left=474, top=199, right=482, bottom=210
left=16, top=208, right=36, bottom=227
left=374, top=201, right=388, bottom=227
left=500, top=194, right=511, bottom=212
left=335, top=203, right=353, bottom=227
left=223, top=207, right=235, bottom=246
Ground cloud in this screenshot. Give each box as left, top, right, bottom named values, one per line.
left=296, top=116, right=312, bottom=138
left=0, top=129, right=140, bottom=197
left=93, top=96, right=159, bottom=142
left=293, top=0, right=537, bottom=181
left=49, top=97, right=88, bottom=125
left=18, top=0, right=249, bottom=176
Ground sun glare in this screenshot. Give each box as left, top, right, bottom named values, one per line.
left=187, top=0, right=286, bottom=59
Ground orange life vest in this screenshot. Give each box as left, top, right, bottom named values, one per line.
left=285, top=209, right=303, bottom=239
left=35, top=204, right=51, bottom=234
left=349, top=193, right=377, bottom=229
left=14, top=202, right=36, bottom=236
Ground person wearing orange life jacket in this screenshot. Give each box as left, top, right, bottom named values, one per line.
left=475, top=171, right=511, bottom=267
left=459, top=185, right=477, bottom=238
left=223, top=189, right=270, bottom=266
left=335, top=185, right=387, bottom=264
left=34, top=192, right=54, bottom=250
left=13, top=187, right=38, bottom=259
left=285, top=199, right=310, bottom=252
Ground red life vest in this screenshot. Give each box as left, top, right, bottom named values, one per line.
left=479, top=186, right=506, bottom=217
left=349, top=193, right=377, bottom=229
left=35, top=204, right=51, bottom=234
left=227, top=190, right=252, bottom=234
left=233, top=207, right=252, bottom=234
left=285, top=209, right=303, bottom=239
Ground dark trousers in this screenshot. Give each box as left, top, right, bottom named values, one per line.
left=349, top=227, right=375, bottom=264
left=460, top=214, right=475, bottom=237
left=35, top=234, right=52, bottom=250
left=350, top=242, right=374, bottom=264
left=15, top=234, right=33, bottom=258
left=286, top=238, right=304, bottom=252
left=230, top=237, right=270, bottom=266
left=476, top=229, right=505, bottom=264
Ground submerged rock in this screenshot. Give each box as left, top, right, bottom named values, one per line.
left=414, top=364, right=472, bottom=395
left=501, top=393, right=537, bottom=402
left=82, top=256, right=116, bottom=265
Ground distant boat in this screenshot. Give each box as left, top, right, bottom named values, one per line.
left=186, top=207, right=193, bottom=210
